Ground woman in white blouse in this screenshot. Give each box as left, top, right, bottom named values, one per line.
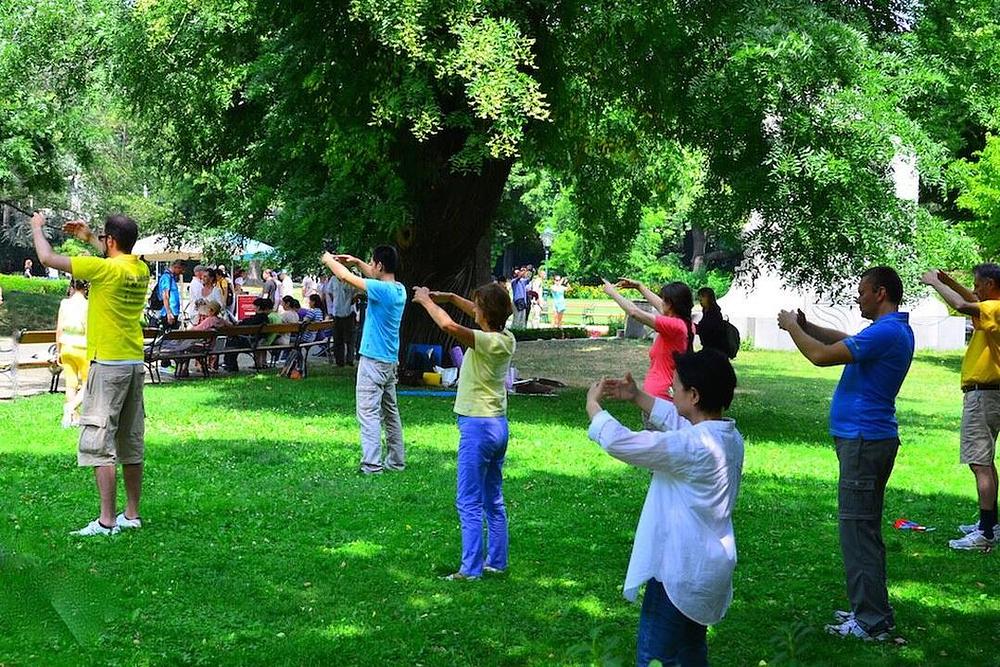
left=586, top=349, right=743, bottom=667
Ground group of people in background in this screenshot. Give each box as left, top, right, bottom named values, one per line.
left=21, top=208, right=1000, bottom=666
left=501, top=265, right=570, bottom=329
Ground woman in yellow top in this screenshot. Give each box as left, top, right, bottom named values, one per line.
left=57, top=280, right=89, bottom=428
left=412, top=282, right=516, bottom=580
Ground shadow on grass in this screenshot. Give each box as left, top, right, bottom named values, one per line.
left=2, top=432, right=999, bottom=666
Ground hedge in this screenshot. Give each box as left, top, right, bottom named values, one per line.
left=0, top=273, right=70, bottom=296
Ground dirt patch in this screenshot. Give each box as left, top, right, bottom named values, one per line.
left=512, top=337, right=652, bottom=388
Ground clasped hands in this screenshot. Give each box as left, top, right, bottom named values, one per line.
left=776, top=308, right=807, bottom=332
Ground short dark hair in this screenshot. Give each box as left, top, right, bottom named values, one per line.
left=70, top=280, right=87, bottom=294
left=288, top=298, right=301, bottom=309
left=974, top=263, right=1000, bottom=288
left=472, top=282, right=513, bottom=331
left=372, top=245, right=399, bottom=274
left=309, top=293, right=326, bottom=313
left=672, top=349, right=737, bottom=411
left=104, top=214, right=139, bottom=253
left=860, top=266, right=903, bottom=304
left=282, top=295, right=294, bottom=304
left=254, top=297, right=274, bottom=311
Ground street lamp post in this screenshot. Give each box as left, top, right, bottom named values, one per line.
left=540, top=226, right=555, bottom=266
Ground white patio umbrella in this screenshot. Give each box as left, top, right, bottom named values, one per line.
left=132, top=235, right=204, bottom=262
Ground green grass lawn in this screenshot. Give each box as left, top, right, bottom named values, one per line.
left=1, top=343, right=997, bottom=666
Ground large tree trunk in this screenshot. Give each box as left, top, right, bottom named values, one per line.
left=394, top=129, right=513, bottom=364
left=689, top=224, right=707, bottom=273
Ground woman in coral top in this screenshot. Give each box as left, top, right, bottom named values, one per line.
left=603, top=277, right=694, bottom=403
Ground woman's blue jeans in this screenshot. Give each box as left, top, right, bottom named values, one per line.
left=636, top=579, right=708, bottom=667
left=456, top=416, right=509, bottom=577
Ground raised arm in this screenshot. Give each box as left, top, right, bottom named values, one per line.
left=587, top=379, right=690, bottom=471
left=431, top=291, right=477, bottom=319
left=602, top=372, right=656, bottom=415
left=30, top=213, right=73, bottom=274
left=63, top=219, right=104, bottom=255
left=797, top=309, right=849, bottom=344
left=922, top=270, right=980, bottom=317
left=322, top=252, right=367, bottom=292
left=603, top=279, right=657, bottom=329
left=334, top=254, right=376, bottom=279
left=778, top=310, right=853, bottom=367
left=412, top=287, right=476, bottom=348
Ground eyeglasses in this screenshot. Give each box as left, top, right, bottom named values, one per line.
left=97, top=234, right=107, bottom=242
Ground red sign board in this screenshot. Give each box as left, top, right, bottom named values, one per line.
left=236, top=294, right=257, bottom=321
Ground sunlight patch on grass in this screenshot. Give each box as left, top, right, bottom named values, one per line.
left=323, top=540, right=384, bottom=559
left=320, top=622, right=365, bottom=639
left=535, top=576, right=583, bottom=590
left=572, top=595, right=608, bottom=619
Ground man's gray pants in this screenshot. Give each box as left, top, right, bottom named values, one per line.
left=835, top=436, right=899, bottom=634
left=512, top=307, right=527, bottom=329
left=356, top=356, right=405, bottom=473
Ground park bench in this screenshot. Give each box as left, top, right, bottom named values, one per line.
left=144, top=329, right=219, bottom=383
left=284, top=319, right=336, bottom=378
left=0, top=330, right=59, bottom=398
left=1, top=327, right=159, bottom=398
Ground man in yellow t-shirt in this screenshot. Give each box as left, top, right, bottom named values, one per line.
left=922, top=265, right=1000, bottom=551
left=31, top=212, right=150, bottom=537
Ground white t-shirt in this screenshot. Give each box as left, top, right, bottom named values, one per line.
left=588, top=398, right=744, bottom=626
left=185, top=277, right=204, bottom=318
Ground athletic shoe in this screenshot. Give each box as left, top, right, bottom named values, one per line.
left=483, top=565, right=506, bottom=575
left=832, top=610, right=895, bottom=632
left=441, top=572, right=479, bottom=581
left=958, top=521, right=1000, bottom=535
left=948, top=529, right=995, bottom=552
left=824, top=618, right=890, bottom=642
left=71, top=519, right=119, bottom=536
left=115, top=512, right=142, bottom=531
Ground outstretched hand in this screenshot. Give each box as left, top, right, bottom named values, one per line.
left=920, top=269, right=941, bottom=286
left=601, top=278, right=617, bottom=296
left=777, top=309, right=799, bottom=331
left=62, top=219, right=92, bottom=241
left=615, top=277, right=641, bottom=290
left=603, top=372, right=639, bottom=401
left=412, top=285, right=432, bottom=305
left=587, top=377, right=607, bottom=405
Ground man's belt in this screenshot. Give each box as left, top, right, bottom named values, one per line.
left=962, top=384, right=1000, bottom=392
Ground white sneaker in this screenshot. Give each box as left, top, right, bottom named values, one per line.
left=71, top=519, right=119, bottom=536
left=832, top=610, right=895, bottom=632
left=959, top=521, right=999, bottom=535
left=949, top=529, right=995, bottom=552
left=115, top=512, right=142, bottom=530
left=824, top=618, right=890, bottom=642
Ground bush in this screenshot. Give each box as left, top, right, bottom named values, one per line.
left=0, top=291, right=62, bottom=336
left=512, top=327, right=589, bottom=341
left=565, top=284, right=610, bottom=299
left=0, top=274, right=70, bottom=296
left=563, top=259, right=733, bottom=301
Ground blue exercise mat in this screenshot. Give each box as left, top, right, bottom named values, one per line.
left=397, top=389, right=457, bottom=397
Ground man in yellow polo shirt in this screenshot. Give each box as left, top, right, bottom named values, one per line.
left=31, top=212, right=150, bottom=537
left=922, top=264, right=1000, bottom=551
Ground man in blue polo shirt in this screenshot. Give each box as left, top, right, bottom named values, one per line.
left=322, top=245, right=407, bottom=474
left=778, top=266, right=914, bottom=642
left=157, top=260, right=183, bottom=329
